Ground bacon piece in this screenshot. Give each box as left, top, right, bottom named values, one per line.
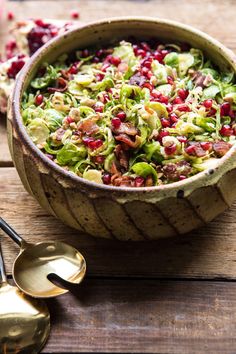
left=48, top=77, right=68, bottom=93
left=112, top=122, right=138, bottom=136
left=162, top=161, right=191, bottom=181
left=114, top=144, right=129, bottom=170
left=212, top=141, right=231, bottom=157
left=77, top=118, right=99, bottom=136
left=186, top=142, right=206, bottom=157
left=115, top=133, right=140, bottom=148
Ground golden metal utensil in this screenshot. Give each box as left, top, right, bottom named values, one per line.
left=0, top=218, right=86, bottom=298
left=0, top=241, right=50, bottom=353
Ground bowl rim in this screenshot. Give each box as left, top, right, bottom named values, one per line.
left=10, top=16, right=236, bottom=194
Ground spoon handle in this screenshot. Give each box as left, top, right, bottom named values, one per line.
left=0, top=242, right=7, bottom=285
left=0, top=218, right=23, bottom=247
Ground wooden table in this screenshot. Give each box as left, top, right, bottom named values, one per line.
left=1, top=1, right=236, bottom=353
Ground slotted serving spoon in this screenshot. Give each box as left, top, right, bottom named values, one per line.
left=0, top=217, right=86, bottom=298
left=0, top=241, right=50, bottom=353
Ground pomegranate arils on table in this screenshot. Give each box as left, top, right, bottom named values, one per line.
left=7, top=12, right=15, bottom=21
left=27, top=23, right=59, bottom=55
left=70, top=10, right=80, bottom=19
left=7, top=58, right=25, bottom=79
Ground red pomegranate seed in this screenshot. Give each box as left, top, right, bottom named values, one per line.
left=94, top=155, right=105, bottom=164
left=7, top=11, right=14, bottom=21
left=101, top=63, right=110, bottom=72
left=94, top=104, right=104, bottom=113
left=178, top=104, right=190, bottom=112
left=161, top=49, right=169, bottom=58
left=89, top=139, right=103, bottom=150
left=177, top=89, right=189, bottom=100
left=159, top=95, right=169, bottom=104
left=81, top=49, right=89, bottom=58
left=156, top=130, right=169, bottom=143
left=161, top=118, right=171, bottom=128
left=164, top=144, right=177, bottom=155
left=179, top=175, right=187, bottom=180
left=68, top=64, right=78, bottom=75
left=140, top=42, right=151, bottom=51
left=136, top=49, right=146, bottom=58
left=35, top=94, right=44, bottom=106
left=167, top=76, right=174, bottom=85
left=102, top=173, right=111, bottom=185
left=34, top=19, right=46, bottom=27
left=203, top=99, right=213, bottom=109
left=142, top=82, right=153, bottom=91
left=102, top=93, right=110, bottom=103
left=229, top=109, right=235, bottom=119
left=96, top=73, right=105, bottom=82
left=185, top=145, right=196, bottom=155
left=154, top=51, right=163, bottom=62
left=110, top=56, right=121, bottom=66
left=7, top=59, right=25, bottom=79
left=169, top=113, right=178, bottom=123
left=66, top=116, right=74, bottom=124
left=207, top=107, right=217, bottom=117
left=166, top=103, right=173, bottom=113
left=151, top=90, right=162, bottom=99
left=83, top=137, right=94, bottom=146
left=173, top=97, right=183, bottom=105
left=111, top=117, right=121, bottom=129
left=146, top=71, right=153, bottom=80
left=200, top=142, right=212, bottom=151
left=116, top=111, right=126, bottom=121
left=70, top=10, right=80, bottom=19
left=141, top=67, right=149, bottom=76
left=134, top=176, right=145, bottom=187
left=220, top=125, right=234, bottom=136
left=220, top=102, right=231, bottom=116
left=177, top=136, right=187, bottom=143
left=142, top=59, right=152, bottom=69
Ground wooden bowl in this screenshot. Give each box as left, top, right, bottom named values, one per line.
left=8, top=17, right=236, bottom=241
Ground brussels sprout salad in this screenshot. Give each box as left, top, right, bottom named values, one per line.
left=21, top=40, right=236, bottom=187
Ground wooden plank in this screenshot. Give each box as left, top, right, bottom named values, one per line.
left=1, top=167, right=236, bottom=279
left=40, top=279, right=236, bottom=353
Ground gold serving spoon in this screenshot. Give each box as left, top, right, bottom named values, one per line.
left=0, top=217, right=86, bottom=298
left=0, top=241, right=50, bottom=353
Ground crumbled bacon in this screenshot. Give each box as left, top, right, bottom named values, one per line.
left=115, top=134, right=140, bottom=148
left=77, top=118, right=99, bottom=135
left=212, top=141, right=231, bottom=157
left=162, top=161, right=191, bottom=181
left=185, top=142, right=206, bottom=157
left=192, top=71, right=213, bottom=88
left=112, top=122, right=139, bottom=136
left=114, top=144, right=129, bottom=170
left=48, top=77, right=68, bottom=93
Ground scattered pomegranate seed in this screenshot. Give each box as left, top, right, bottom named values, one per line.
left=111, top=117, right=121, bottom=129
left=220, top=102, right=231, bottom=116
left=157, top=130, right=169, bottom=143
left=101, top=63, right=110, bottom=72
left=185, top=145, right=196, bottom=155
left=161, top=49, right=169, bottom=58
left=179, top=175, right=187, bottom=180
left=166, top=103, right=173, bottom=113
left=141, top=67, right=149, bottom=76
left=5, top=40, right=17, bottom=59
left=161, top=118, right=171, bottom=128
left=173, top=97, right=183, bottom=105
left=229, top=109, right=235, bottom=119
left=35, top=94, right=44, bottom=106
left=207, top=107, right=217, bottom=117
left=177, top=89, right=189, bottom=100
left=94, top=104, right=104, bottom=113
left=140, top=42, right=151, bottom=51
left=116, top=111, right=126, bottom=121
left=159, top=95, right=169, bottom=104
left=142, top=82, right=153, bottom=91
left=96, top=73, right=105, bottom=82
left=66, top=116, right=74, bottom=124
left=102, top=93, right=110, bottom=103
left=164, top=144, right=177, bottom=155
left=167, top=76, right=174, bottom=85
left=151, top=90, right=162, bottom=99
left=134, top=176, right=145, bottom=187
left=142, top=59, right=152, bottom=69
left=81, top=49, right=89, bottom=58
left=220, top=125, right=234, bottom=137
left=7, top=59, right=25, bottom=79
left=154, top=51, right=163, bottom=62
left=203, top=99, right=213, bottom=109
left=200, top=142, right=212, bottom=151
left=177, top=136, right=188, bottom=143
left=68, top=64, right=78, bottom=75
left=110, top=56, right=121, bottom=66
left=136, top=49, right=146, bottom=58
left=89, top=139, right=103, bottom=150
left=102, top=173, right=111, bottom=185
left=177, top=104, right=190, bottom=112
left=7, top=11, right=14, bottom=21
left=70, top=10, right=80, bottom=19
left=93, top=155, right=105, bottom=164
left=169, top=113, right=178, bottom=123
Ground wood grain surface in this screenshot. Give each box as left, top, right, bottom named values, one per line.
left=1, top=0, right=236, bottom=353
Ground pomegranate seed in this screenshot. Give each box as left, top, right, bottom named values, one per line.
left=220, top=102, right=231, bottom=116
left=178, top=104, right=190, bottom=112
left=118, top=62, right=129, bottom=73
left=156, top=130, right=169, bottom=143
left=173, top=97, right=183, bottom=105
left=102, top=173, right=111, bottom=185
left=229, top=109, right=235, bottom=119
left=96, top=73, right=105, bottom=81
left=136, top=49, right=146, bottom=58
left=35, top=94, right=44, bottom=106
left=167, top=76, right=174, bottom=85
left=179, top=175, right=187, bottom=180
left=166, top=103, right=173, bottom=113
left=110, top=56, right=121, bottom=66
left=34, top=19, right=46, bottom=27
left=68, top=64, right=78, bottom=75
left=142, top=82, right=153, bottom=91
left=81, top=49, right=89, bottom=58
left=5, top=40, right=17, bottom=59
left=89, top=139, right=103, bottom=150
left=203, top=99, right=213, bottom=109
left=185, top=145, right=196, bottom=155
left=159, top=95, right=169, bottom=104
left=154, top=51, right=163, bottom=62
left=165, top=144, right=177, bottom=155
left=177, top=89, right=189, bottom=100
left=151, top=90, right=162, bottom=99
left=93, top=56, right=100, bottom=63
left=111, top=117, right=121, bottom=129
left=94, top=155, right=104, bottom=164
left=146, top=71, right=153, bottom=80
left=141, top=67, right=149, bottom=76
left=70, top=10, right=80, bottom=19
left=7, top=59, right=25, bottom=79
left=134, top=176, right=145, bottom=187
left=102, top=93, right=110, bottom=103
left=140, top=42, right=151, bottom=51
left=66, top=116, right=74, bottom=124
left=207, top=107, right=217, bottom=117
left=169, top=113, right=178, bottom=123
left=161, top=49, right=169, bottom=58
left=177, top=136, right=187, bottom=143
left=116, top=111, right=126, bottom=121
left=142, top=59, right=152, bottom=69
left=200, top=142, right=212, bottom=151
left=83, top=137, right=94, bottom=146
left=7, top=11, right=14, bottom=21
left=220, top=125, right=234, bottom=137
left=94, top=104, right=104, bottom=113
left=161, top=118, right=171, bottom=128
left=101, top=63, right=110, bottom=72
